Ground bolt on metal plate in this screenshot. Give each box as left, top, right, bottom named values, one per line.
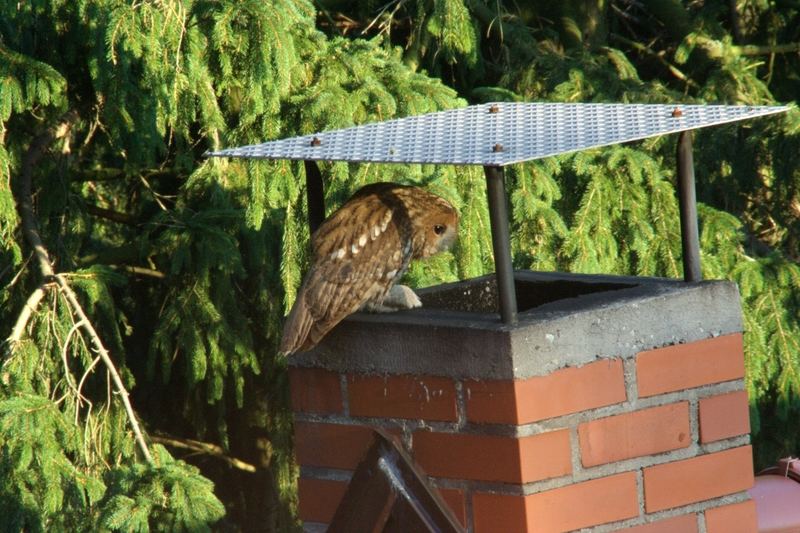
left=205, top=102, right=788, bottom=166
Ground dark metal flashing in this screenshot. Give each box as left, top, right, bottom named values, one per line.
left=328, top=429, right=465, bottom=533
left=677, top=131, right=702, bottom=282
left=484, top=165, right=518, bottom=325
left=303, top=160, right=325, bottom=234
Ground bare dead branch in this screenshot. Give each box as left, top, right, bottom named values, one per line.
left=151, top=434, right=257, bottom=473
left=55, top=275, right=152, bottom=463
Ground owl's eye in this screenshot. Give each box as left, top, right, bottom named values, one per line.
left=433, top=224, right=446, bottom=235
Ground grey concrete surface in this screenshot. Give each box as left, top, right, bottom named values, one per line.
left=288, top=271, right=743, bottom=380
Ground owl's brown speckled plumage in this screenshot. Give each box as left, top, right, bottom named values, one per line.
left=279, top=182, right=459, bottom=355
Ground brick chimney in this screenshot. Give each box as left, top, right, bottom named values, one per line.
left=289, top=271, right=757, bottom=532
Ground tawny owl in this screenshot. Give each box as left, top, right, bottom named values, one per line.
left=279, top=182, right=459, bottom=355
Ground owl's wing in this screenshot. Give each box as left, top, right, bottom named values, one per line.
left=279, top=199, right=408, bottom=355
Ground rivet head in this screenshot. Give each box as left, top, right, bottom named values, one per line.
left=310, top=136, right=322, bottom=146
left=671, top=107, right=683, bottom=118
left=492, top=143, right=504, bottom=152
left=488, top=104, right=500, bottom=114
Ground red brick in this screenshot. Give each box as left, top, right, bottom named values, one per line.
left=348, top=374, right=457, bottom=422
left=467, top=358, right=626, bottom=424
left=297, top=477, right=347, bottom=523
left=413, top=429, right=571, bottom=483
left=473, top=493, right=527, bottom=533
left=579, top=402, right=691, bottom=467
left=289, top=367, right=342, bottom=414
left=643, top=445, right=754, bottom=512
left=699, top=390, right=751, bottom=443
left=466, top=380, right=517, bottom=424
left=636, top=334, right=745, bottom=397
left=526, top=473, right=639, bottom=531
left=474, top=473, right=639, bottom=533
left=704, top=500, right=758, bottom=533
left=519, top=430, right=573, bottom=482
left=294, top=422, right=373, bottom=469
left=616, top=514, right=698, bottom=532
left=437, top=488, right=467, bottom=527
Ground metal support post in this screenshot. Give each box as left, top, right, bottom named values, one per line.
left=304, top=160, right=325, bottom=234
left=483, top=165, right=518, bottom=325
left=676, top=131, right=702, bottom=282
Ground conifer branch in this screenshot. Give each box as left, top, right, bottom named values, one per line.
left=6, top=283, right=49, bottom=346
left=733, top=42, right=800, bottom=56
left=609, top=33, right=699, bottom=88
left=692, top=35, right=800, bottom=58
left=139, top=174, right=171, bottom=211
left=766, top=287, right=800, bottom=391
left=16, top=111, right=78, bottom=279
left=84, top=204, right=139, bottom=225
left=12, top=111, right=153, bottom=464
left=729, top=0, right=743, bottom=44
left=114, top=265, right=167, bottom=279
left=151, top=434, right=257, bottom=472
left=72, top=168, right=176, bottom=182
left=78, top=242, right=154, bottom=268
left=315, top=0, right=346, bottom=35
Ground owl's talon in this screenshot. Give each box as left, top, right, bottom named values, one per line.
left=385, top=284, right=422, bottom=310
left=361, top=285, right=422, bottom=313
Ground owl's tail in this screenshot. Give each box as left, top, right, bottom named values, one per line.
left=279, top=287, right=324, bottom=356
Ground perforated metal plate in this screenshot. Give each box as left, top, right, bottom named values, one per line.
left=206, top=102, right=788, bottom=166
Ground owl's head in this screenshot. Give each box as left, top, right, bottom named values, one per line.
left=418, top=197, right=459, bottom=258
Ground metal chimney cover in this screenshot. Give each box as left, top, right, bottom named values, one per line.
left=205, top=102, right=788, bottom=166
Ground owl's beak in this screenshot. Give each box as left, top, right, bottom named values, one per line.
left=439, top=227, right=458, bottom=252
